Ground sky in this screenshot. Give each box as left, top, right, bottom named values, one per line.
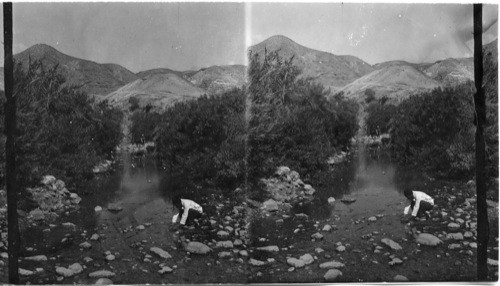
left=0, top=2, right=498, bottom=72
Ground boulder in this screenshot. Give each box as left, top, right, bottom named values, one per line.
left=319, top=261, right=345, bottom=269
left=324, top=269, right=342, bottom=281
left=381, top=238, right=402, bottom=250
left=150, top=247, right=172, bottom=259
left=185, top=242, right=212, bottom=254
left=287, top=258, right=305, bottom=268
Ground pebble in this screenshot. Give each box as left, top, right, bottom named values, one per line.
left=79, top=242, right=92, bottom=249
left=89, top=270, right=116, bottom=278
left=394, top=275, right=409, bottom=282
left=324, top=269, right=342, bottom=281
left=158, top=266, right=173, bottom=274
left=249, top=258, right=265, bottom=266
left=368, top=216, right=377, bottom=222
left=299, top=254, right=314, bottom=265
left=322, top=225, right=332, bottom=232
left=315, top=248, right=324, bottom=253
left=95, top=278, right=113, bottom=285
left=24, top=255, right=48, bottom=262
left=381, top=238, right=402, bottom=251
left=150, top=247, right=172, bottom=259
left=319, top=261, right=345, bottom=269
left=389, top=258, right=403, bottom=266
left=448, top=223, right=460, bottom=229
left=91, top=234, right=100, bottom=241
left=336, top=245, right=346, bottom=252
left=287, top=257, right=305, bottom=268
left=256, top=245, right=279, bottom=252
left=216, top=241, right=233, bottom=249
left=311, top=233, right=324, bottom=240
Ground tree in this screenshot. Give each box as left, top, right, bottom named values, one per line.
left=3, top=3, right=20, bottom=283
left=473, top=3, right=489, bottom=280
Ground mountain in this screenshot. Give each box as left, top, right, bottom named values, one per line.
left=13, top=44, right=138, bottom=96
left=422, top=57, right=474, bottom=87
left=338, top=64, right=442, bottom=103
left=136, top=68, right=185, bottom=79
left=103, top=73, right=206, bottom=111
left=248, top=35, right=374, bottom=91
left=185, top=65, right=247, bottom=95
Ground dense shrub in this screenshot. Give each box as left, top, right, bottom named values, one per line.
left=155, top=89, right=246, bottom=190
left=0, top=61, right=122, bottom=189
left=365, top=100, right=397, bottom=136
left=390, top=85, right=475, bottom=178
left=248, top=51, right=358, bottom=180
left=130, top=108, right=162, bottom=143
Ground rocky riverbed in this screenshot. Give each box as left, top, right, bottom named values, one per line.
left=0, top=150, right=498, bottom=283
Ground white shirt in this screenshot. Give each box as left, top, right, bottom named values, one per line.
left=172, top=199, right=203, bottom=225
left=404, top=191, right=434, bottom=216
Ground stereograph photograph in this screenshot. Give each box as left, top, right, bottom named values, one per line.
left=0, top=1, right=498, bottom=284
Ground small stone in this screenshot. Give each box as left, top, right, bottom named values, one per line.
left=216, top=241, right=233, bottom=249
left=249, top=258, right=265, bottom=266
left=448, top=243, right=462, bottom=250
left=487, top=258, right=498, bottom=266
left=446, top=233, right=464, bottom=240
left=89, top=270, right=116, bottom=278
left=19, top=268, right=35, bottom=276
left=469, top=242, right=477, bottom=249
left=327, top=197, right=336, bottom=204
left=299, top=254, right=314, bottom=265
left=256, top=245, right=279, bottom=252
left=217, top=231, right=229, bottom=238
left=381, top=238, right=402, bottom=251
left=448, top=222, right=460, bottom=229
left=288, top=267, right=295, bottom=272
left=218, top=251, right=231, bottom=258
left=315, top=248, right=324, bottom=254
left=389, top=258, right=403, bottom=266
left=239, top=250, right=248, bottom=256
left=319, top=261, right=345, bottom=269
left=158, top=266, right=173, bottom=274
left=91, top=234, right=100, bottom=241
left=368, top=216, right=377, bottom=222
left=136, top=225, right=145, bottom=231
left=394, top=275, right=409, bottom=282
left=150, top=247, right=172, bottom=259
left=80, top=242, right=92, bottom=249
left=185, top=242, right=212, bottom=255
left=95, top=206, right=103, bottom=212
left=336, top=245, right=346, bottom=252
left=463, top=231, right=473, bottom=238
left=287, top=258, right=305, bottom=268
left=233, top=239, right=243, bottom=246
left=322, top=225, right=332, bottom=232
left=324, top=269, right=342, bottom=281
left=24, top=255, right=47, bottom=262
left=311, top=232, right=324, bottom=240
left=105, top=255, right=115, bottom=261
left=95, top=278, right=113, bottom=285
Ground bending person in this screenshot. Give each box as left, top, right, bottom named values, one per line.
left=403, top=188, right=434, bottom=221
left=171, top=195, right=203, bottom=226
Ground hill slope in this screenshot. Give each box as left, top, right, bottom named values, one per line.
left=103, top=73, right=206, bottom=111
left=186, top=65, right=247, bottom=95
left=248, top=35, right=374, bottom=91
left=13, top=44, right=138, bottom=96
left=422, top=57, right=474, bottom=87
left=338, top=64, right=442, bottom=103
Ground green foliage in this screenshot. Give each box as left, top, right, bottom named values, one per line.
left=390, top=85, right=475, bottom=178
left=248, top=50, right=358, bottom=179
left=155, top=89, right=246, bottom=190
left=1, top=61, right=122, bottom=188
left=365, top=101, right=397, bottom=136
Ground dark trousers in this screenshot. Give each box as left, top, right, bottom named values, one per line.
left=185, top=208, right=202, bottom=225
left=415, top=201, right=433, bottom=217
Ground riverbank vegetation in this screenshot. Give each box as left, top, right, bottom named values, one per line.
left=130, top=52, right=359, bottom=197
left=0, top=61, right=122, bottom=191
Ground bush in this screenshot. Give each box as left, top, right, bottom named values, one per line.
left=130, top=109, right=162, bottom=143
left=365, top=101, right=396, bottom=136
left=248, top=51, right=358, bottom=180
left=155, top=88, right=246, bottom=190
left=0, top=61, right=122, bottom=189
left=390, top=84, right=475, bottom=178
